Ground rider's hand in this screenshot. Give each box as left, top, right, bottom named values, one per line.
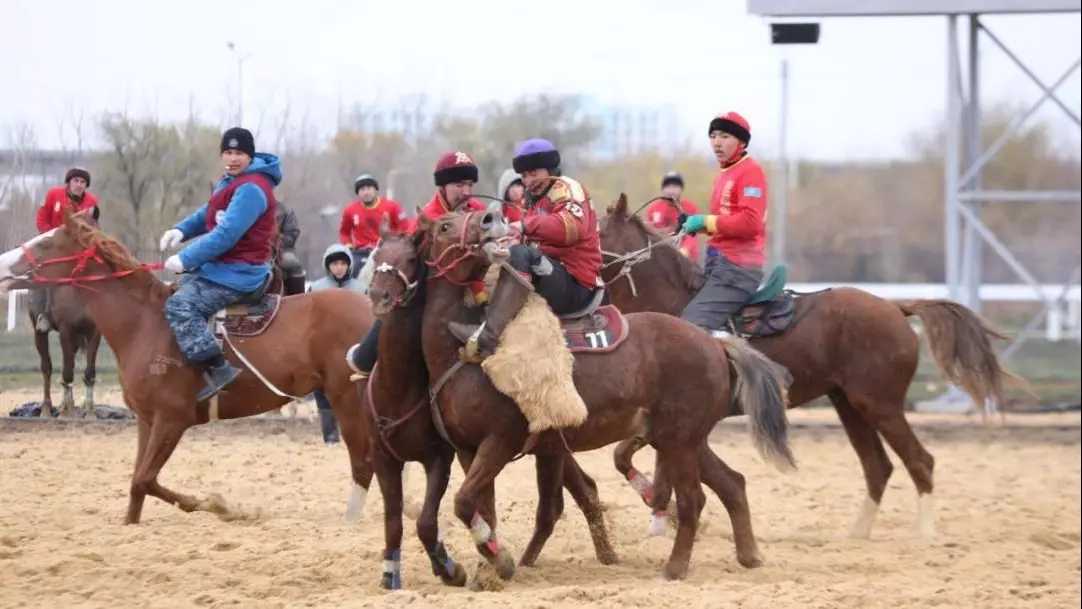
left=164, top=255, right=185, bottom=274
left=682, top=214, right=716, bottom=235
left=159, top=228, right=184, bottom=252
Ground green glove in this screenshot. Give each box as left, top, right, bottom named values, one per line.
left=683, top=214, right=708, bottom=234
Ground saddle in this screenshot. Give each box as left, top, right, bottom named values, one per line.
left=728, top=264, right=797, bottom=339
left=559, top=289, right=630, bottom=354
left=211, top=273, right=283, bottom=339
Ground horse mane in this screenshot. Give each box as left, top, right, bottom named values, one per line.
left=625, top=213, right=705, bottom=293
left=63, top=212, right=173, bottom=301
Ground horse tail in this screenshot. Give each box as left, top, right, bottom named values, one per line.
left=719, top=336, right=796, bottom=472
left=898, top=299, right=1024, bottom=414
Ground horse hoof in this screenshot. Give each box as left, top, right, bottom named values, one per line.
left=496, top=552, right=517, bottom=581
left=379, top=571, right=401, bottom=590
left=647, top=514, right=669, bottom=538
left=443, top=562, right=467, bottom=587
left=738, top=552, right=765, bottom=569
left=596, top=547, right=619, bottom=566
left=662, top=561, right=689, bottom=581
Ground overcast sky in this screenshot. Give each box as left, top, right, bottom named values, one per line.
left=3, top=0, right=1080, bottom=161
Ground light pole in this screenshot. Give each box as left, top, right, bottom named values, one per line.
left=768, top=22, right=820, bottom=269
left=226, top=41, right=251, bottom=126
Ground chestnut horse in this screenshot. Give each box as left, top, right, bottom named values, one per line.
left=0, top=210, right=376, bottom=525
left=362, top=223, right=618, bottom=591
left=402, top=204, right=793, bottom=585
left=598, top=194, right=1017, bottom=539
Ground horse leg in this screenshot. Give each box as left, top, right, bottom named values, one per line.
left=657, top=445, right=706, bottom=581
left=34, top=330, right=54, bottom=418
left=829, top=389, right=894, bottom=539
left=614, top=433, right=676, bottom=536
left=561, top=453, right=618, bottom=565
left=856, top=395, right=936, bottom=538
left=57, top=327, right=77, bottom=417
left=81, top=331, right=102, bottom=413
left=125, top=418, right=152, bottom=524
left=452, top=436, right=518, bottom=590
left=418, top=449, right=468, bottom=587
left=696, top=442, right=764, bottom=568
left=327, top=384, right=374, bottom=524
left=519, top=454, right=565, bottom=568
left=371, top=449, right=406, bottom=590
left=127, top=416, right=203, bottom=523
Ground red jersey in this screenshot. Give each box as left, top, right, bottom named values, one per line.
left=645, top=198, right=700, bottom=261
left=522, top=176, right=603, bottom=289
left=339, top=197, right=408, bottom=249
left=707, top=154, right=768, bottom=268
left=408, top=191, right=486, bottom=233
left=36, top=187, right=99, bottom=233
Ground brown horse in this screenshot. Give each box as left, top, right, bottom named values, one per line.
left=362, top=223, right=618, bottom=590
left=27, top=283, right=104, bottom=418
left=0, top=210, right=377, bottom=525
left=598, top=194, right=1017, bottom=540
left=403, top=204, right=793, bottom=584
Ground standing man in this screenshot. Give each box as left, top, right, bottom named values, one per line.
left=31, top=167, right=100, bottom=332
left=678, top=112, right=768, bottom=337
left=338, top=174, right=407, bottom=279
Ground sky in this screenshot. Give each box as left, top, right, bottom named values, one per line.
left=2, top=0, right=1080, bottom=161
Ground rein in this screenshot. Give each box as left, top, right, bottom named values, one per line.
left=20, top=239, right=165, bottom=293
left=601, top=229, right=687, bottom=299
left=366, top=362, right=428, bottom=463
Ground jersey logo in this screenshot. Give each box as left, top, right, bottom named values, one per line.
left=454, top=151, right=473, bottom=165
left=353, top=214, right=360, bottom=225
left=215, top=210, right=226, bottom=224
left=743, top=186, right=763, bottom=198
left=566, top=202, right=584, bottom=218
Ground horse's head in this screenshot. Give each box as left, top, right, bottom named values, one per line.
left=421, top=199, right=508, bottom=286
left=599, top=193, right=653, bottom=257
left=368, top=218, right=424, bottom=316
left=0, top=209, right=98, bottom=296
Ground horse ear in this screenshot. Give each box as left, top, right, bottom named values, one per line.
left=378, top=216, right=392, bottom=240
left=614, top=193, right=629, bottom=217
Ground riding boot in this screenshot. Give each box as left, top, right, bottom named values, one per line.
left=319, top=409, right=341, bottom=444
left=35, top=314, right=52, bottom=334
left=447, top=268, right=533, bottom=360
left=284, top=273, right=307, bottom=296
left=347, top=318, right=382, bottom=381
left=197, top=356, right=242, bottom=402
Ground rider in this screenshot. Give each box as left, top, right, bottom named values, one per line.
left=678, top=112, right=767, bottom=337
left=345, top=151, right=486, bottom=379
left=31, top=167, right=100, bottom=332
left=645, top=171, right=701, bottom=260
left=447, top=138, right=604, bottom=359
left=276, top=199, right=307, bottom=295
left=158, top=127, right=282, bottom=402
left=339, top=174, right=407, bottom=279
left=496, top=168, right=525, bottom=222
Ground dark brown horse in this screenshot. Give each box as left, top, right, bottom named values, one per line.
left=0, top=210, right=377, bottom=526
left=361, top=222, right=618, bottom=591
left=598, top=194, right=1018, bottom=540
left=28, top=283, right=103, bottom=418
left=403, top=204, right=793, bottom=584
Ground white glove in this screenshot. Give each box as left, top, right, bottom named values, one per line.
left=164, top=255, right=185, bottom=274
left=159, top=228, right=184, bottom=252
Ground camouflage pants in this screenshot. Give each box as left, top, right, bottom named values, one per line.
left=164, top=275, right=248, bottom=364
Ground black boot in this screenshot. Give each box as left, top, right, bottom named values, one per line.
left=319, top=409, right=340, bottom=444
left=198, top=356, right=242, bottom=402
left=447, top=268, right=533, bottom=360
left=347, top=319, right=382, bottom=381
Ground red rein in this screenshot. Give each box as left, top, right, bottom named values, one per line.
left=21, top=240, right=165, bottom=292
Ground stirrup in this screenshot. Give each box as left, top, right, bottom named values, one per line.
left=460, top=321, right=487, bottom=363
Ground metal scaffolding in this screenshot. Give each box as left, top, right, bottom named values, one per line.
left=747, top=0, right=1082, bottom=409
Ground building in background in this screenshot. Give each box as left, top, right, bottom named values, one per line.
left=579, top=96, right=691, bottom=160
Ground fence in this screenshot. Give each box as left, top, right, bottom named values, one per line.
left=8, top=282, right=1081, bottom=338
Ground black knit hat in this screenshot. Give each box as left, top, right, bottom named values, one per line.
left=661, top=171, right=683, bottom=189
left=220, top=127, right=256, bottom=158
left=354, top=173, right=379, bottom=193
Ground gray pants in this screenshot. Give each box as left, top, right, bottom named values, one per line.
left=164, top=275, right=249, bottom=364
left=29, top=287, right=50, bottom=319
left=681, top=256, right=763, bottom=333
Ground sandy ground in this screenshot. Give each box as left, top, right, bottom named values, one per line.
left=0, top=396, right=1079, bottom=609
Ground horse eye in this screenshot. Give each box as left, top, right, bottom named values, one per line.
left=439, top=223, right=451, bottom=233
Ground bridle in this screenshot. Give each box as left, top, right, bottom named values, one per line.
left=17, top=235, right=164, bottom=293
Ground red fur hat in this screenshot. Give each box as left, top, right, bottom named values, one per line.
left=433, top=151, right=479, bottom=186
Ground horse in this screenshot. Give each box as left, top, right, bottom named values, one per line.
left=27, top=283, right=104, bottom=418
left=361, top=222, right=618, bottom=590
left=25, top=208, right=104, bottom=418
left=0, top=209, right=377, bottom=526
left=598, top=194, right=1018, bottom=540
left=399, top=203, right=794, bottom=585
